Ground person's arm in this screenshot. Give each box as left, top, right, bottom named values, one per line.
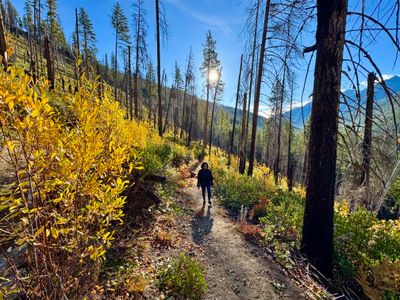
left=197, top=170, right=201, bottom=187
left=210, top=171, right=214, bottom=186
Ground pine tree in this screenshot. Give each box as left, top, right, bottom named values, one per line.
left=200, top=30, right=220, bottom=149
left=5, top=0, right=18, bottom=32
left=79, top=7, right=96, bottom=77
left=111, top=2, right=130, bottom=102
left=46, top=0, right=67, bottom=46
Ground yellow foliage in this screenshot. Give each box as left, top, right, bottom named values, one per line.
left=334, top=199, right=350, bottom=217
left=0, top=67, right=146, bottom=297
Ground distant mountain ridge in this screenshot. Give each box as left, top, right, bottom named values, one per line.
left=283, top=75, right=400, bottom=129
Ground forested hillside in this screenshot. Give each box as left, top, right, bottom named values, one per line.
left=0, top=0, right=400, bottom=299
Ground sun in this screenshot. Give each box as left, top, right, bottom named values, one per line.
left=209, top=69, right=219, bottom=83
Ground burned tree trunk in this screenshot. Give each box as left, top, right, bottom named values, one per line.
left=0, top=4, right=8, bottom=70
left=239, top=92, right=248, bottom=174
left=228, top=54, right=243, bottom=166
left=128, top=45, right=133, bottom=120
left=44, top=35, right=55, bottom=89
left=156, top=0, right=163, bottom=137
left=243, top=0, right=261, bottom=172
left=209, top=70, right=221, bottom=157
left=360, top=72, right=375, bottom=186
left=301, top=0, right=348, bottom=277
left=248, top=0, right=271, bottom=176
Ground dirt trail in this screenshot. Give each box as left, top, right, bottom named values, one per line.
left=185, top=175, right=306, bottom=300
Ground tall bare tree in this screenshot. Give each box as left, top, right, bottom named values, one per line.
left=248, top=0, right=272, bottom=176
left=133, top=0, right=147, bottom=119
left=228, top=54, right=243, bottom=166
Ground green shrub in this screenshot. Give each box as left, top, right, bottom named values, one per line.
left=214, top=169, right=265, bottom=212
left=334, top=205, right=400, bottom=298
left=170, top=143, right=193, bottom=167
left=260, top=191, right=304, bottom=246
left=157, top=254, right=207, bottom=300
left=190, top=142, right=205, bottom=161
left=142, top=143, right=172, bottom=175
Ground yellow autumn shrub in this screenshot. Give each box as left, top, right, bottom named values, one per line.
left=0, top=67, right=146, bottom=298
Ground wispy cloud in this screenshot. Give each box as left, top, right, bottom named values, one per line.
left=164, top=0, right=234, bottom=37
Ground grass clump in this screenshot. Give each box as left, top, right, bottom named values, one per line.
left=157, top=254, right=207, bottom=299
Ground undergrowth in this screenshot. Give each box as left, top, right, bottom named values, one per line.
left=157, top=254, right=207, bottom=300
left=208, top=150, right=400, bottom=299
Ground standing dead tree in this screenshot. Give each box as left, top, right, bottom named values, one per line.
left=228, top=54, right=243, bottom=166
left=248, top=0, right=272, bottom=176
left=155, top=0, right=168, bottom=136
left=301, top=0, right=348, bottom=277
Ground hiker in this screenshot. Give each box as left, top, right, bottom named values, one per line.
left=197, top=162, right=213, bottom=206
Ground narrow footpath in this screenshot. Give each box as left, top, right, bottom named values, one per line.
left=185, top=172, right=306, bottom=300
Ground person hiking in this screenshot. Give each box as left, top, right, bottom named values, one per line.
left=197, top=162, right=213, bottom=206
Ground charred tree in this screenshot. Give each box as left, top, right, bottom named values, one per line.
left=301, top=0, right=348, bottom=277
left=360, top=72, right=375, bottom=186
left=44, top=35, right=55, bottom=89
left=248, top=0, right=271, bottom=176
left=239, top=92, right=248, bottom=174
left=228, top=54, right=243, bottom=166
left=0, top=5, right=8, bottom=70
left=155, top=0, right=163, bottom=136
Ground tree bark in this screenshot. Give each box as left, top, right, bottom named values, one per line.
left=239, top=92, right=248, bottom=174
left=248, top=0, right=271, bottom=176
left=360, top=72, right=375, bottom=186
left=156, top=0, right=163, bottom=136
left=301, top=0, right=348, bottom=277
left=0, top=5, right=8, bottom=70
left=228, top=54, right=243, bottom=166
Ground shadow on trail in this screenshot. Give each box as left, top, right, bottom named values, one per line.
left=191, top=204, right=214, bottom=244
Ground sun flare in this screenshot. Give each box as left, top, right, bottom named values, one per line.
left=209, top=69, right=220, bottom=83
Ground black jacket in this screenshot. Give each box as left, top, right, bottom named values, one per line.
left=197, top=169, right=213, bottom=186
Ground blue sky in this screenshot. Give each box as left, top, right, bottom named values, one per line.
left=12, top=0, right=400, bottom=115
left=13, top=0, right=248, bottom=108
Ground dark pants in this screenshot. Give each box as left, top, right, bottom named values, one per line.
left=201, top=184, right=211, bottom=202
